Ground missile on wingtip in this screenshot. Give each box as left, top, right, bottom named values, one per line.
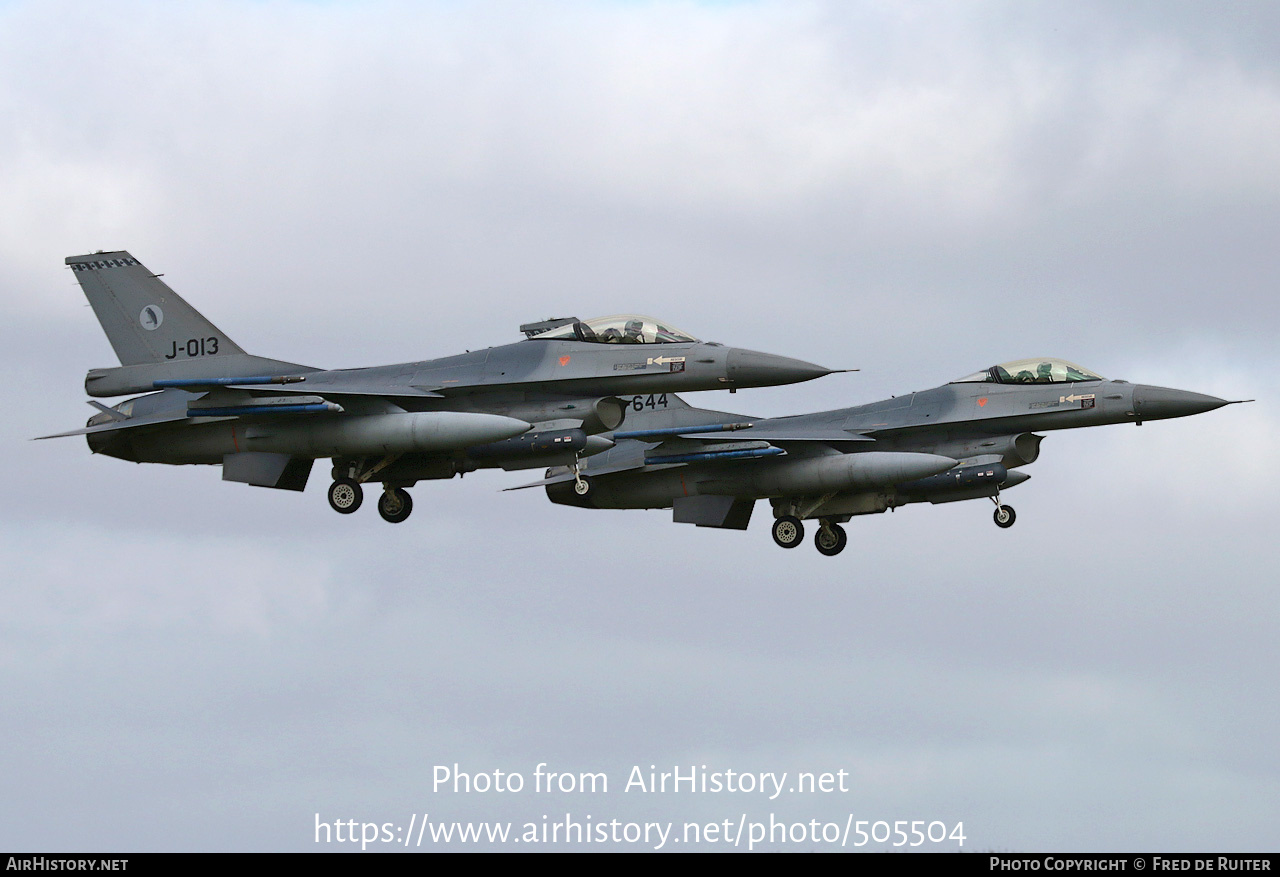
left=645, top=447, right=786, bottom=465
left=187, top=402, right=344, bottom=417
left=155, top=375, right=308, bottom=388
left=614, top=422, right=755, bottom=440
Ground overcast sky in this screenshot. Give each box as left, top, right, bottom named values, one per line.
left=3, top=0, right=1277, bottom=853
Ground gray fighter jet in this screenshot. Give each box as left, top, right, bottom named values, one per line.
left=40, top=251, right=838, bottom=522
left=531, top=358, right=1243, bottom=555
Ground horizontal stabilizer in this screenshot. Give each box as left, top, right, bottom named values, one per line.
left=503, top=478, right=554, bottom=491
left=35, top=409, right=190, bottom=440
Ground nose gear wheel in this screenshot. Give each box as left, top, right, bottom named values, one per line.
left=993, top=505, right=1016, bottom=528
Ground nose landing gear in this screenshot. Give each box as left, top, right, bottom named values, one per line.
left=570, top=455, right=593, bottom=497
left=992, top=494, right=1016, bottom=529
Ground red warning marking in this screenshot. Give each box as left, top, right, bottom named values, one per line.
left=559, top=356, right=571, bottom=366
left=978, top=398, right=988, bottom=407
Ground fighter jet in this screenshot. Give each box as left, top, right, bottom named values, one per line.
left=531, top=358, right=1244, bottom=555
left=39, top=251, right=838, bottom=523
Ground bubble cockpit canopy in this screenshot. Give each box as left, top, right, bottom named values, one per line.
left=954, top=358, right=1105, bottom=385
left=520, top=315, right=699, bottom=344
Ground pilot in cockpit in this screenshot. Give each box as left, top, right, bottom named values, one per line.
left=955, top=359, right=1104, bottom=386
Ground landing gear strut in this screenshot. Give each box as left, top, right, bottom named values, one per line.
left=992, top=494, right=1016, bottom=528
left=329, top=457, right=417, bottom=523
left=814, top=520, right=848, bottom=556
left=571, top=456, right=592, bottom=497
left=378, top=487, right=414, bottom=524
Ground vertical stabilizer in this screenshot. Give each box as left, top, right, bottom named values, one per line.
left=66, top=251, right=247, bottom=366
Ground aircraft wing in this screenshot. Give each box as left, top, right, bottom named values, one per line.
left=37, top=386, right=359, bottom=441
left=503, top=441, right=668, bottom=490
left=680, top=427, right=874, bottom=445
left=615, top=420, right=875, bottom=446
left=505, top=433, right=790, bottom=490
left=229, top=383, right=444, bottom=399
left=505, top=460, right=687, bottom=490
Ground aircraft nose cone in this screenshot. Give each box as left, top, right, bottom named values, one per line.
left=727, top=348, right=834, bottom=388
left=1132, top=385, right=1229, bottom=421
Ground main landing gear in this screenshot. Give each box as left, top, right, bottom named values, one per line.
left=772, top=515, right=804, bottom=549
left=378, top=487, right=413, bottom=524
left=328, top=478, right=363, bottom=514
left=771, top=515, right=849, bottom=556
left=328, top=460, right=416, bottom=524
left=328, top=477, right=417, bottom=523
left=814, top=521, right=848, bottom=556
